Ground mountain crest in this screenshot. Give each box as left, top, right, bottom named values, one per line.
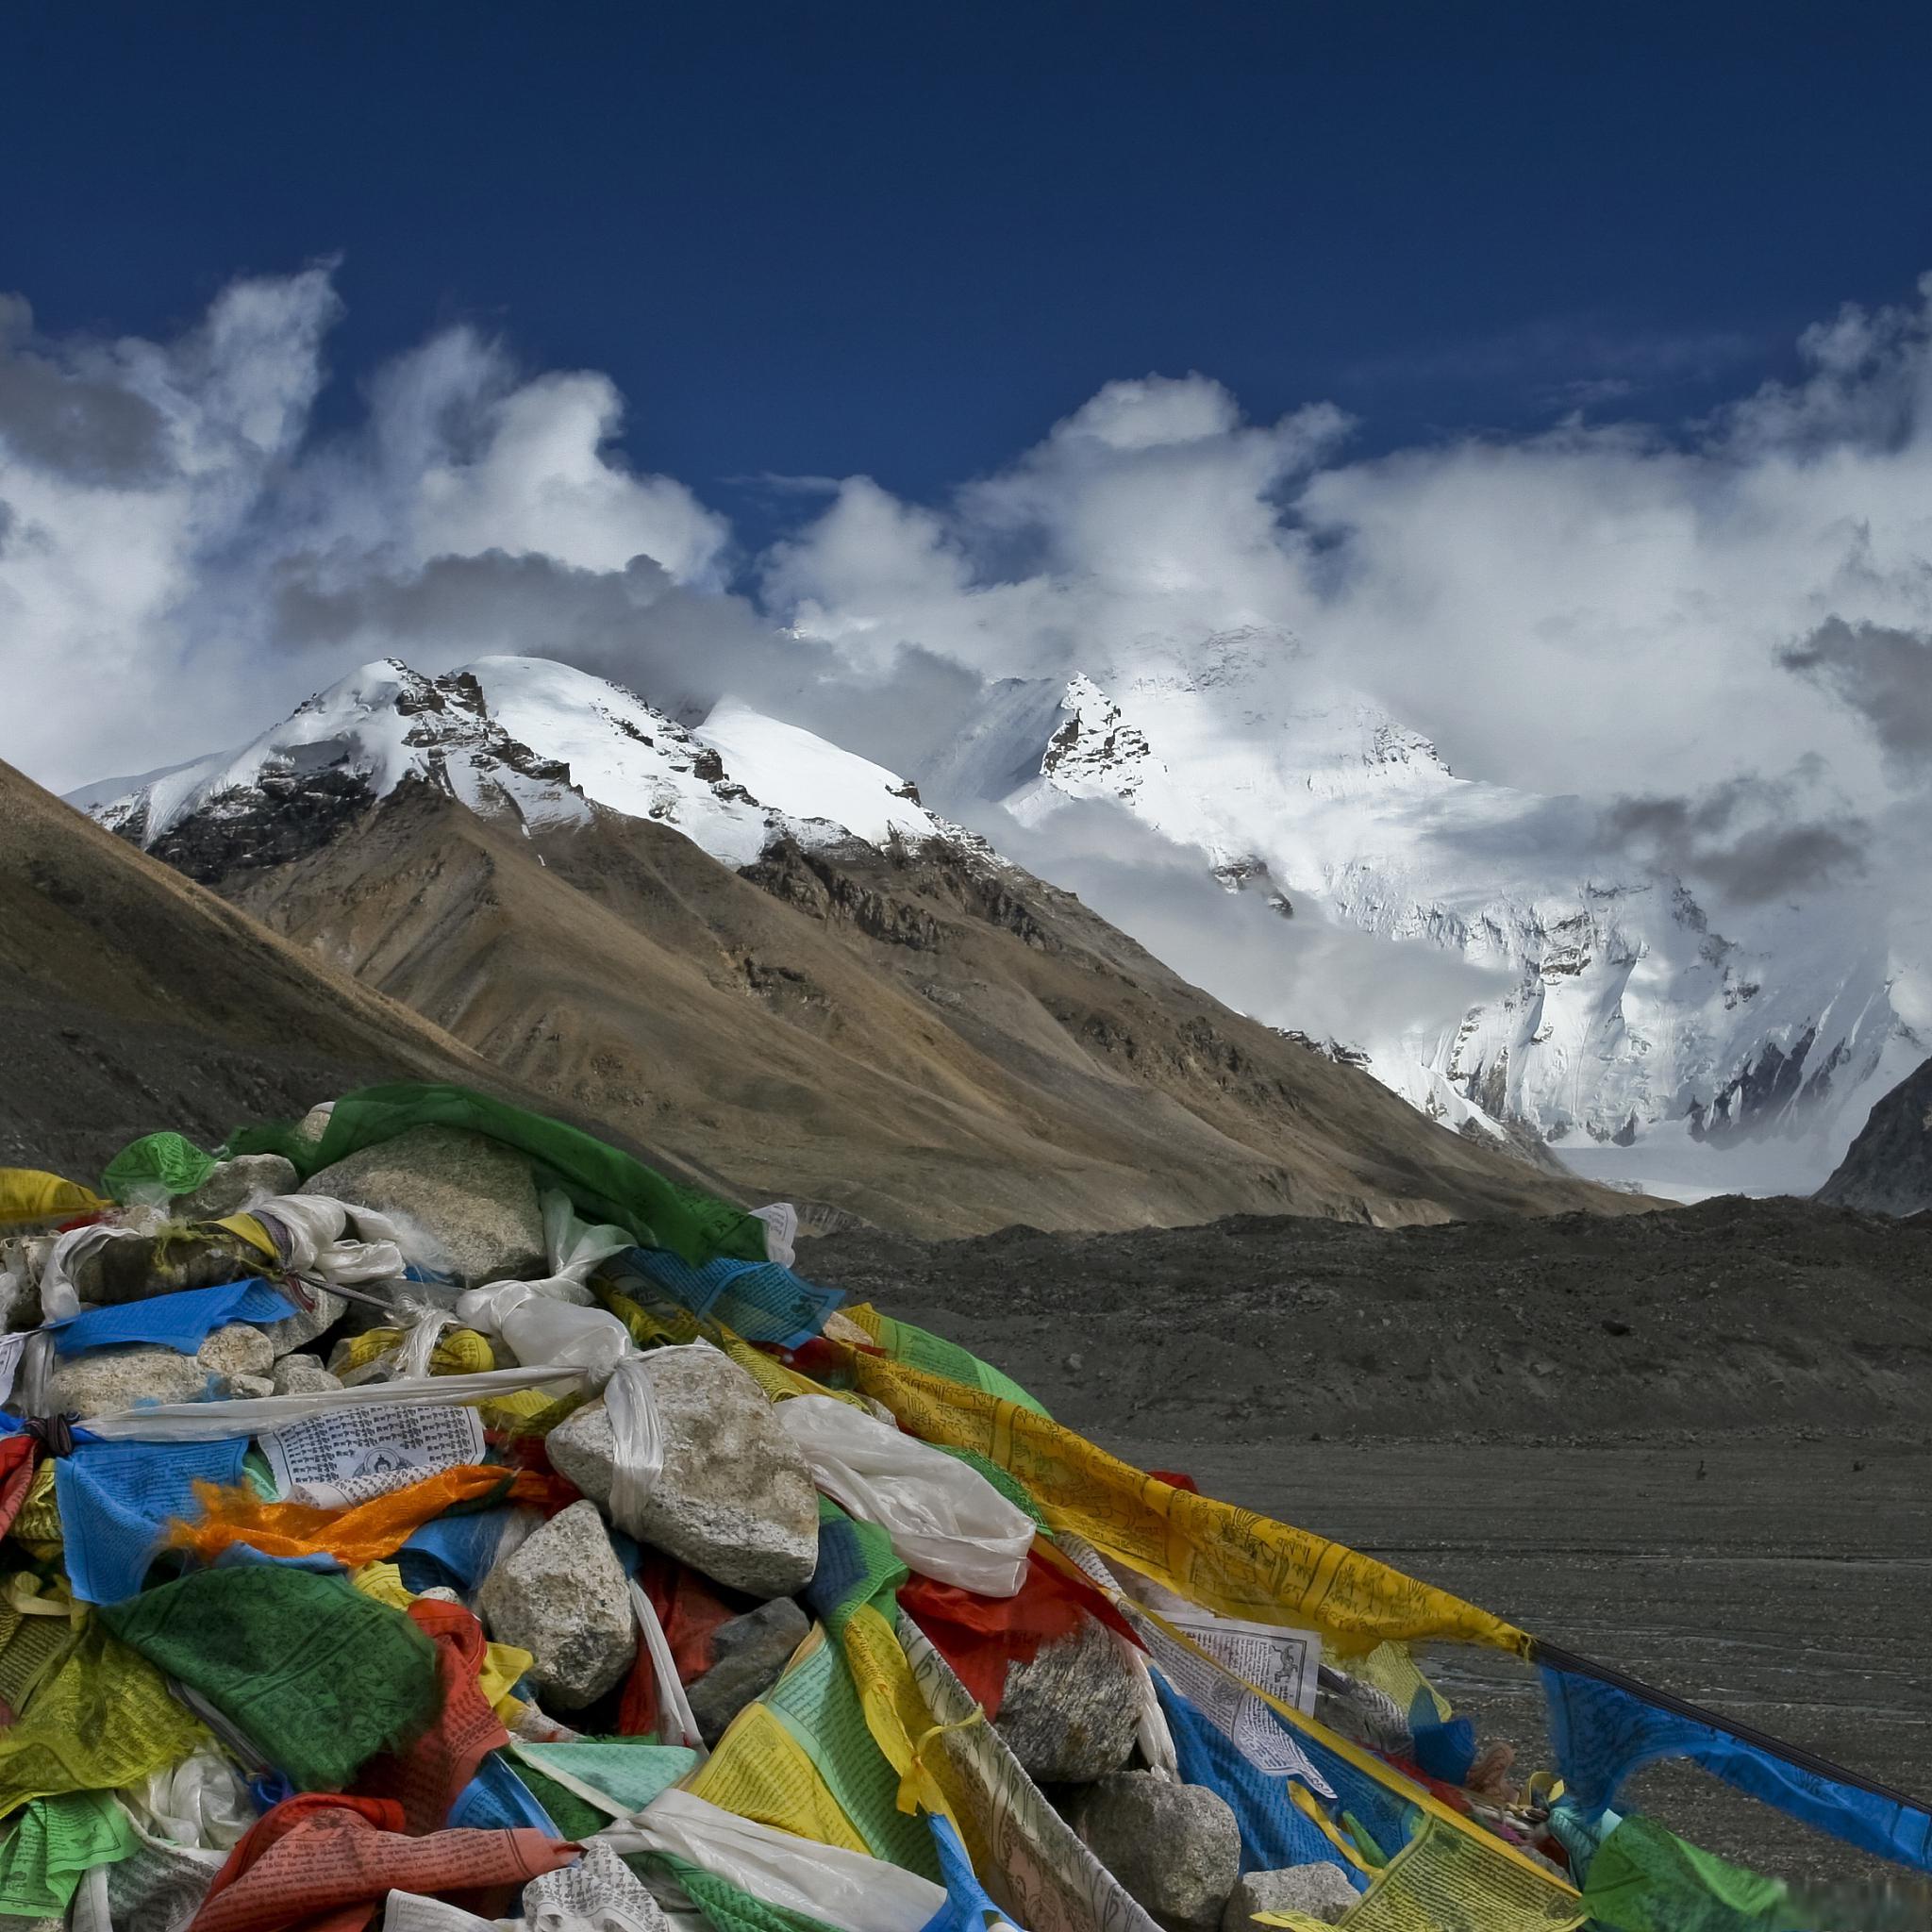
left=90, top=655, right=960, bottom=882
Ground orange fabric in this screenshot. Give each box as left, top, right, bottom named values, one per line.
left=353, top=1599, right=508, bottom=1834
left=166, top=1466, right=569, bottom=1567
left=191, top=1791, right=574, bottom=1932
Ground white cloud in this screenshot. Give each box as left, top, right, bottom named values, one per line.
left=0, top=274, right=728, bottom=791
left=764, top=375, right=1348, bottom=687
left=5, top=264, right=1932, bottom=1141
left=757, top=294, right=1932, bottom=823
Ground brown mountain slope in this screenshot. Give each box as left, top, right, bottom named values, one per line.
left=1816, top=1054, right=1932, bottom=1216
left=0, top=758, right=503, bottom=1177
left=208, top=780, right=1643, bottom=1235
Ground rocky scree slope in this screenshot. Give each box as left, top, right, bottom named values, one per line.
left=85, top=657, right=1640, bottom=1237
left=0, top=757, right=497, bottom=1177
left=810, top=1192, right=1932, bottom=1442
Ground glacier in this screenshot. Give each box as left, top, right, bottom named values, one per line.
left=920, top=628, right=1921, bottom=1195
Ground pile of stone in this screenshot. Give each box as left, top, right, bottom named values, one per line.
left=0, top=1111, right=1487, bottom=1932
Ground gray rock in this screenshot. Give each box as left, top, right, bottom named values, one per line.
left=47, top=1346, right=210, bottom=1417
left=171, top=1155, right=300, bottom=1222
left=994, top=1614, right=1140, bottom=1783
left=1074, top=1774, right=1241, bottom=1932
left=197, top=1324, right=275, bottom=1379
left=1223, top=1865, right=1359, bottom=1928
left=300, top=1124, right=544, bottom=1287
left=546, top=1350, right=818, bottom=1598
left=687, top=1597, right=810, bottom=1743
left=0, top=1247, right=42, bottom=1331
left=269, top=1353, right=342, bottom=1395
left=223, top=1374, right=275, bottom=1399
left=259, top=1287, right=346, bottom=1357
left=475, top=1499, right=635, bottom=1709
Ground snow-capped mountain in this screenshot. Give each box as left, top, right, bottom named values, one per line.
left=90, top=657, right=958, bottom=878
left=82, top=640, right=1917, bottom=1195
left=923, top=627, right=1921, bottom=1192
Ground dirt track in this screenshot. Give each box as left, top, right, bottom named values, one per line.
left=810, top=1197, right=1932, bottom=1889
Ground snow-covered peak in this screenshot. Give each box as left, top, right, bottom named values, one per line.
left=694, top=698, right=940, bottom=849
left=924, top=628, right=1920, bottom=1192
left=82, top=654, right=958, bottom=873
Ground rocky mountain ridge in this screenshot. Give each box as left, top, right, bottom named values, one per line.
left=78, top=658, right=1637, bottom=1235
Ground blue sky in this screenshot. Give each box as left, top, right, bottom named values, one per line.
left=5, top=0, right=1932, bottom=841
left=9, top=0, right=1932, bottom=550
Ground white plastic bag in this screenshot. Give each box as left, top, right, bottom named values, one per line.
left=530, top=1190, right=634, bottom=1302
left=252, top=1195, right=408, bottom=1287
left=455, top=1279, right=632, bottom=1383
left=601, top=1789, right=945, bottom=1932
left=776, top=1393, right=1034, bottom=1596
left=602, top=1351, right=667, bottom=1531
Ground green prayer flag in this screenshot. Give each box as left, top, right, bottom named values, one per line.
left=0, top=1791, right=136, bottom=1917
left=100, top=1132, right=219, bottom=1206
left=510, top=1739, right=696, bottom=1826
left=225, top=1082, right=765, bottom=1266
left=101, top=1566, right=438, bottom=1792
left=1583, top=1814, right=1800, bottom=1932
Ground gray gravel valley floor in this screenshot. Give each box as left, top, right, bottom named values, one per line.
left=809, top=1201, right=1932, bottom=1895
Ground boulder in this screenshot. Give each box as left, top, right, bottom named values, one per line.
left=171, top=1155, right=299, bottom=1222
left=545, top=1350, right=818, bottom=1598
left=1074, top=1774, right=1241, bottom=1932
left=70, top=1226, right=265, bottom=1305
left=687, top=1597, right=810, bottom=1744
left=48, top=1346, right=210, bottom=1417
left=259, top=1287, right=346, bottom=1357
left=0, top=1250, right=42, bottom=1331
left=223, top=1374, right=275, bottom=1399
left=1223, top=1865, right=1359, bottom=1928
left=300, top=1125, right=544, bottom=1287
left=994, top=1613, right=1140, bottom=1783
left=196, top=1324, right=274, bottom=1380
left=269, top=1353, right=343, bottom=1395
left=476, top=1500, right=635, bottom=1709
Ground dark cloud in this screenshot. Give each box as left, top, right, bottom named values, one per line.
left=0, top=296, right=170, bottom=485
left=1601, top=773, right=1868, bottom=904
left=1779, top=618, right=1932, bottom=771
